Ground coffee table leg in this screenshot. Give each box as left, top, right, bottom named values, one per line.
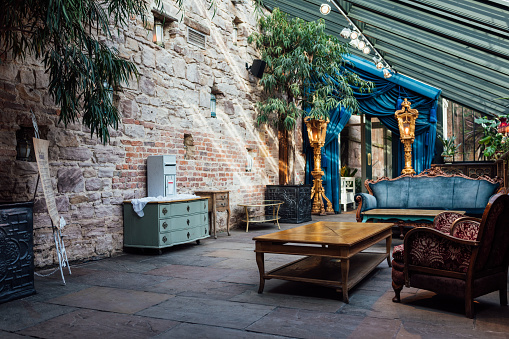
left=256, top=252, right=265, bottom=293
left=386, top=234, right=392, bottom=267
left=341, top=259, right=350, bottom=303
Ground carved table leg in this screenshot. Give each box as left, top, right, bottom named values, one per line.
left=341, top=258, right=350, bottom=303
left=256, top=252, right=265, bottom=294
left=386, top=235, right=392, bottom=267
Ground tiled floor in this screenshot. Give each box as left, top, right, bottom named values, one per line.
left=1, top=212, right=508, bottom=338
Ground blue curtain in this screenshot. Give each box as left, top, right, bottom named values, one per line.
left=304, top=54, right=441, bottom=212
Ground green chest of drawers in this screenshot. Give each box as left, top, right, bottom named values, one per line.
left=123, top=198, right=209, bottom=249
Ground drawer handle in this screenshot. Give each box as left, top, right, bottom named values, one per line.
left=162, top=208, right=168, bottom=215
left=205, top=227, right=207, bottom=234
left=162, top=222, right=168, bottom=229
left=187, top=205, right=190, bottom=212
left=162, top=236, right=167, bottom=243
left=187, top=219, right=190, bottom=226
left=204, top=203, right=207, bottom=209
left=187, top=232, right=190, bottom=239
left=204, top=215, right=206, bottom=221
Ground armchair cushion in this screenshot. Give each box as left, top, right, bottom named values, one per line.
left=450, top=219, right=481, bottom=241
left=406, top=230, right=474, bottom=273
left=432, top=211, right=467, bottom=234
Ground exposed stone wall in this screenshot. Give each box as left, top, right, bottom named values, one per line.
left=0, top=0, right=306, bottom=267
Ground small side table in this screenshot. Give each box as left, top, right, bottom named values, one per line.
left=238, top=200, right=284, bottom=232
left=195, top=190, right=230, bottom=238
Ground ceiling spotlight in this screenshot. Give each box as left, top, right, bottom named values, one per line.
left=350, top=30, right=359, bottom=40
left=340, top=27, right=352, bottom=39
left=363, top=46, right=371, bottom=54
left=320, top=4, right=331, bottom=15
left=349, top=39, right=359, bottom=49
left=376, top=61, right=384, bottom=69
left=357, top=40, right=366, bottom=50
left=383, top=68, right=392, bottom=79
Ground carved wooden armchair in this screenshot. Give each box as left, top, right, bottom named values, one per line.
left=391, top=193, right=509, bottom=318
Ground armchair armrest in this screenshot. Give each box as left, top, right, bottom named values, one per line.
left=450, top=217, right=481, bottom=241
left=355, top=193, right=377, bottom=222
left=404, top=227, right=479, bottom=277
left=432, top=211, right=467, bottom=234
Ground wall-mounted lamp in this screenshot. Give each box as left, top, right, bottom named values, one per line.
left=245, top=59, right=266, bottom=78
left=210, top=94, right=216, bottom=118
left=153, top=21, right=164, bottom=47
left=245, top=148, right=254, bottom=172
left=16, top=127, right=33, bottom=161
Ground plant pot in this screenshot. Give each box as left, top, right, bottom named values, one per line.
left=0, top=201, right=35, bottom=303
left=442, top=155, right=453, bottom=164
left=265, top=185, right=312, bottom=223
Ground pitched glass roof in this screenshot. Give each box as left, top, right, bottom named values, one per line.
left=263, top=0, right=509, bottom=116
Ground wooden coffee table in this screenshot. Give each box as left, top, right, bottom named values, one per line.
left=253, top=221, right=393, bottom=303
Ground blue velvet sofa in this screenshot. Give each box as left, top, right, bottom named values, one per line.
left=355, top=168, right=502, bottom=222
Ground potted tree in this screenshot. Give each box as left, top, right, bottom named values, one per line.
left=248, top=9, right=371, bottom=220
left=476, top=115, right=509, bottom=159
left=438, top=135, right=461, bottom=163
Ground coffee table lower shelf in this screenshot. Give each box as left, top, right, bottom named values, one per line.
left=262, top=252, right=388, bottom=295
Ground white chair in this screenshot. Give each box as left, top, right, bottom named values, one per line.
left=340, top=177, right=356, bottom=212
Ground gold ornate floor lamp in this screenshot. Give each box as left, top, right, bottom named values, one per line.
left=395, top=98, right=419, bottom=175
left=304, top=117, right=335, bottom=215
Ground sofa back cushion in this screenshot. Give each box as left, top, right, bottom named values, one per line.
left=369, top=175, right=500, bottom=212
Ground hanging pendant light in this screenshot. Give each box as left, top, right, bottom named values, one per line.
left=350, top=30, right=359, bottom=40
left=340, top=27, right=352, bottom=39
left=349, top=39, right=359, bottom=49
left=357, top=39, right=366, bottom=50
left=376, top=61, right=384, bottom=69
left=363, top=46, right=371, bottom=54
left=383, top=68, right=392, bottom=79
left=320, top=4, right=331, bottom=15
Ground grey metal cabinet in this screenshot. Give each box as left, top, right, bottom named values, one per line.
left=123, top=198, right=209, bottom=250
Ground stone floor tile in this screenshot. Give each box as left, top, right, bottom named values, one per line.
left=348, top=316, right=402, bottom=339
left=0, top=300, right=76, bottom=332
left=203, top=249, right=257, bottom=260
left=27, top=279, right=91, bottom=302
left=150, top=277, right=255, bottom=300
left=219, top=268, right=262, bottom=285
left=155, top=322, right=288, bottom=339
left=59, top=267, right=170, bottom=290
left=155, top=323, right=288, bottom=339
left=47, top=286, right=173, bottom=314
left=231, top=289, right=343, bottom=312
left=211, top=258, right=259, bottom=270
left=145, top=264, right=238, bottom=281
left=247, top=307, right=363, bottom=338
left=395, top=320, right=502, bottom=339
left=137, top=296, right=275, bottom=329
left=18, top=309, right=178, bottom=339
left=0, top=331, right=33, bottom=338
left=142, top=253, right=227, bottom=268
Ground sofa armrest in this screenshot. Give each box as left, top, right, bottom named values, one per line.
left=450, top=217, right=481, bottom=241
left=404, top=227, right=479, bottom=277
left=432, top=211, right=468, bottom=233
left=355, top=193, right=377, bottom=222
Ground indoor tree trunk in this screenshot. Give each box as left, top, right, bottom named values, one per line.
left=278, top=128, right=289, bottom=185
left=278, top=128, right=296, bottom=185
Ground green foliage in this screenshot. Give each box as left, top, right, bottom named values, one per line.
left=475, top=115, right=509, bottom=159
left=248, top=8, right=372, bottom=131
left=0, top=0, right=181, bottom=143
left=438, top=135, right=461, bottom=156
left=340, top=165, right=357, bottom=177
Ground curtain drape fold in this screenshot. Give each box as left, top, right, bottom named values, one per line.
left=304, top=54, right=441, bottom=213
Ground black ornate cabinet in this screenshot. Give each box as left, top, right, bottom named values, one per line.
left=0, top=202, right=35, bottom=303
left=265, top=185, right=312, bottom=224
